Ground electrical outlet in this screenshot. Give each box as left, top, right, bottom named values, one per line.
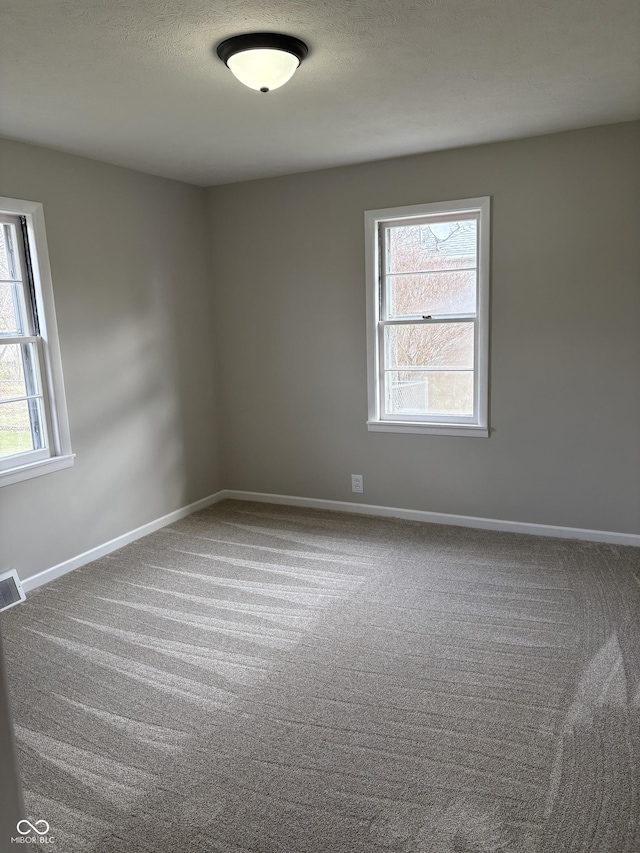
left=351, top=474, right=364, bottom=494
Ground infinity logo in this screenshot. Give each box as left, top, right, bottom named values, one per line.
left=17, top=820, right=50, bottom=836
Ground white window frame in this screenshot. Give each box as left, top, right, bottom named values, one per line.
left=0, top=197, right=74, bottom=486
left=365, top=196, right=490, bottom=437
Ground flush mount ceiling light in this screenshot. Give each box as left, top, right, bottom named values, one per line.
left=216, top=32, right=309, bottom=93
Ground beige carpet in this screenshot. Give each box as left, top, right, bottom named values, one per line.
left=2, top=500, right=640, bottom=852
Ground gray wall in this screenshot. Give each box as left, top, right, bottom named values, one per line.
left=208, top=121, right=640, bottom=534
left=0, top=139, right=221, bottom=582
left=1, top=122, right=638, bottom=588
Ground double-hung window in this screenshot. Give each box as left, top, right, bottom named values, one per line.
left=365, top=197, right=490, bottom=437
left=0, top=197, right=73, bottom=486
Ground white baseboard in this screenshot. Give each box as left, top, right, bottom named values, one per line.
left=22, top=487, right=639, bottom=594
left=219, top=489, right=640, bottom=547
left=21, top=490, right=227, bottom=593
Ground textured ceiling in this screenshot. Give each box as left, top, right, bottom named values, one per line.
left=1, top=0, right=639, bottom=186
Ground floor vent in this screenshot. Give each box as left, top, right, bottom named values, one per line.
left=0, top=569, right=26, bottom=612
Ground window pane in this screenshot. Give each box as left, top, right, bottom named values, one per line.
left=385, top=371, right=474, bottom=417
left=0, top=343, right=40, bottom=402
left=0, top=399, right=44, bottom=457
left=0, top=223, right=19, bottom=281
left=385, top=323, right=474, bottom=369
left=386, top=219, right=477, bottom=274
left=0, top=283, right=24, bottom=336
left=388, top=270, right=476, bottom=317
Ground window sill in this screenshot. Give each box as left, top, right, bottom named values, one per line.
left=367, top=421, right=489, bottom=437
left=0, top=453, right=75, bottom=487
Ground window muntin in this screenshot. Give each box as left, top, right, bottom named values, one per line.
left=0, top=199, right=73, bottom=484
left=366, top=198, right=490, bottom=436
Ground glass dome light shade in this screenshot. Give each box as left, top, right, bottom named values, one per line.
left=216, top=33, right=308, bottom=93
left=226, top=48, right=300, bottom=92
